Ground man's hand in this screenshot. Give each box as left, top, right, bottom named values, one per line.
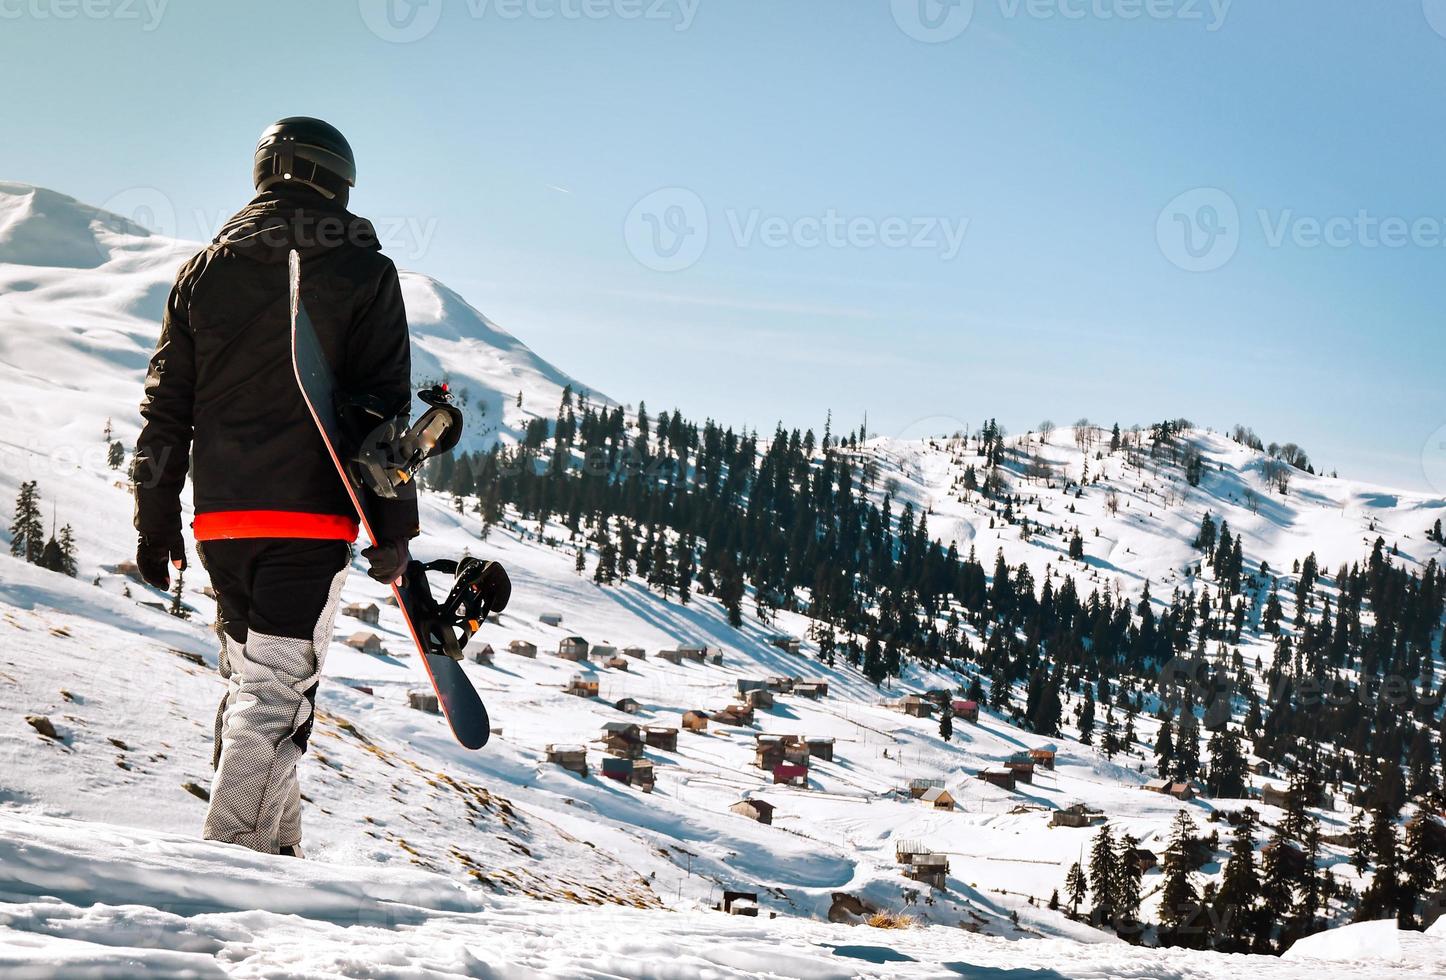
left=137, top=532, right=187, bottom=589
left=362, top=539, right=410, bottom=584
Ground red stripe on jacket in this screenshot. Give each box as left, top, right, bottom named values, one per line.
left=193, top=510, right=359, bottom=542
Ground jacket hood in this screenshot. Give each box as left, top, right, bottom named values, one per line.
left=215, top=189, right=380, bottom=265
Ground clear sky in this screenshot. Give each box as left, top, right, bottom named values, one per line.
left=3, top=0, right=1444, bottom=491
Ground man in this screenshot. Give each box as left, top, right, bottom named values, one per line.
left=133, top=117, right=414, bottom=856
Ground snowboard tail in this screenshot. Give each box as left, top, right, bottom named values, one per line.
left=288, top=250, right=490, bottom=749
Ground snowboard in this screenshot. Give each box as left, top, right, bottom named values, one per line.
left=287, top=250, right=490, bottom=749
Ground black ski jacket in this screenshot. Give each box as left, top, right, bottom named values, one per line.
left=134, top=187, right=419, bottom=545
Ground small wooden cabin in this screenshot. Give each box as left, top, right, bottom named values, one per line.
left=920, top=787, right=956, bottom=811
left=681, top=710, right=709, bottom=732
left=772, top=763, right=808, bottom=786
left=1029, top=746, right=1057, bottom=770
left=408, top=690, right=439, bottom=714
left=805, top=737, right=835, bottom=762
left=1052, top=803, right=1105, bottom=828
left=644, top=725, right=678, bottom=752
left=565, top=675, right=599, bottom=699
left=539, top=612, right=563, bottom=627
left=614, top=697, right=641, bottom=715
left=471, top=643, right=494, bottom=665
left=730, top=799, right=775, bottom=825
left=977, top=767, right=1017, bottom=791
left=951, top=699, right=980, bottom=722
left=345, top=631, right=384, bottom=654
left=343, top=602, right=381, bottom=625
left=557, top=636, right=589, bottom=661
left=546, top=744, right=588, bottom=776
left=899, top=695, right=934, bottom=718
left=507, top=639, right=537, bottom=658
left=601, top=722, right=645, bottom=759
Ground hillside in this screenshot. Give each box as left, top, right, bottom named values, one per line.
left=0, top=182, right=1442, bottom=976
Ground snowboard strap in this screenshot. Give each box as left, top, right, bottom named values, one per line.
left=405, top=558, right=512, bottom=661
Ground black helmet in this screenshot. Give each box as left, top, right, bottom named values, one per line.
left=254, top=117, right=356, bottom=200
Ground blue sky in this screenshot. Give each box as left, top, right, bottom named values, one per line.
left=3, top=0, right=1444, bottom=491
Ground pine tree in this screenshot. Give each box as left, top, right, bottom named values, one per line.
left=1089, top=824, right=1118, bottom=921
left=169, top=567, right=190, bottom=620
left=1155, top=717, right=1175, bottom=779
left=1065, top=861, right=1089, bottom=917
left=1115, top=832, right=1143, bottom=925
left=1401, top=811, right=1440, bottom=929
left=1205, top=727, right=1247, bottom=798
left=938, top=706, right=953, bottom=743
left=1213, top=813, right=1260, bottom=952
left=1159, top=810, right=1201, bottom=932
left=9, top=481, right=43, bottom=563
left=107, top=441, right=126, bottom=470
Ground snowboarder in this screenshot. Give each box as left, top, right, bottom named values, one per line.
left=133, top=117, right=415, bottom=856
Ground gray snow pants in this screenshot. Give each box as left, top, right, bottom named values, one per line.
left=196, top=538, right=350, bottom=853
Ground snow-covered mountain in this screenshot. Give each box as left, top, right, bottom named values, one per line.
left=0, top=182, right=1441, bottom=978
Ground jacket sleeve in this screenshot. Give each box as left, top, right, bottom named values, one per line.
left=346, top=258, right=419, bottom=542
left=133, top=260, right=198, bottom=537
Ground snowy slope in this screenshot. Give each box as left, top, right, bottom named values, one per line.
left=0, top=182, right=1442, bottom=976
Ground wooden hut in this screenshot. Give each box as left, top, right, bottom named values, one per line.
left=977, top=767, right=1017, bottom=790
left=343, top=602, right=380, bottom=625
left=644, top=725, right=678, bottom=751
left=345, top=631, right=384, bottom=654
left=677, top=645, right=707, bottom=664
left=903, top=852, right=949, bottom=890
left=606, top=655, right=630, bottom=671
left=712, top=703, right=753, bottom=726
left=1131, top=847, right=1159, bottom=872
left=657, top=649, right=682, bottom=665
left=614, top=697, right=641, bottom=715
left=1052, top=803, right=1105, bottom=828
left=730, top=799, right=775, bottom=825
left=565, top=675, right=599, bottom=699
left=736, top=678, right=768, bottom=695
left=805, top=737, right=835, bottom=762
left=557, top=636, right=589, bottom=661
left=681, top=710, right=709, bottom=732
left=951, top=699, right=980, bottom=722
left=507, top=639, right=537, bottom=658
left=920, top=787, right=956, bottom=811
left=769, top=634, right=802, bottom=654
left=601, top=722, right=645, bottom=759
left=772, top=763, right=808, bottom=786
left=539, top=612, right=563, bottom=627
left=793, top=682, right=827, bottom=700
left=600, top=756, right=656, bottom=792
left=471, top=643, right=494, bottom=665
left=899, top=695, right=934, bottom=718
left=721, top=891, right=759, bottom=916
left=408, top=690, right=439, bottom=714
left=909, top=777, right=944, bottom=799
left=622, top=646, right=647, bottom=660
left=745, top=688, right=775, bottom=710
left=1029, top=745, right=1058, bottom=770
left=546, top=744, right=588, bottom=776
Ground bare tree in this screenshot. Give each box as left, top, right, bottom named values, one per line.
left=1105, top=489, right=1121, bottom=517
left=1039, top=420, right=1055, bottom=445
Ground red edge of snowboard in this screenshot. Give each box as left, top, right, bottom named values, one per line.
left=287, top=250, right=489, bottom=749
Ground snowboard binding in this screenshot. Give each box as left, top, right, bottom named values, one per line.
left=342, top=384, right=463, bottom=499
left=406, top=557, right=512, bottom=661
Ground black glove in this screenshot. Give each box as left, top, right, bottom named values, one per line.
left=362, top=539, right=410, bottom=584
left=137, top=532, right=186, bottom=589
